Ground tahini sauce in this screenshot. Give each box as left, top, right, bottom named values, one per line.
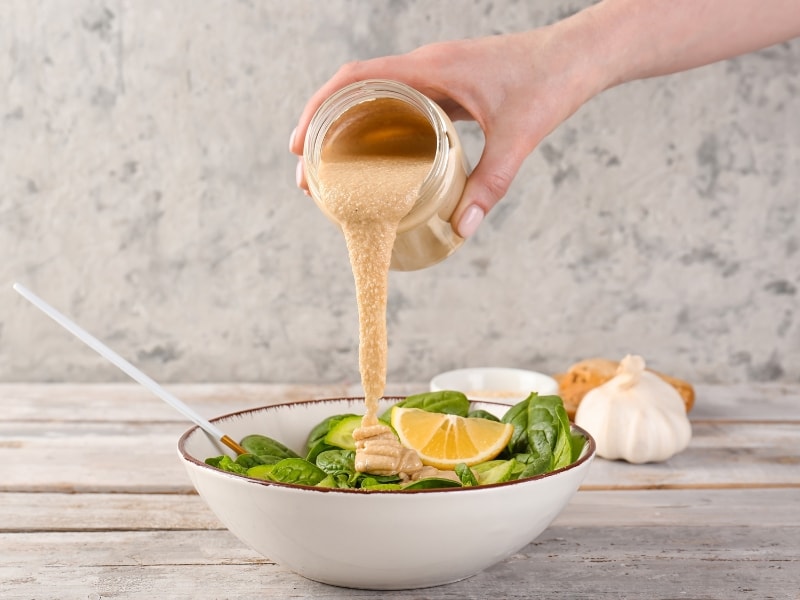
left=316, top=98, right=434, bottom=479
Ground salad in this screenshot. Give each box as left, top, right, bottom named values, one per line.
left=205, top=391, right=587, bottom=491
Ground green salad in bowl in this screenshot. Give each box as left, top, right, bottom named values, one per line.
left=178, top=392, right=595, bottom=589
left=205, top=391, right=587, bottom=491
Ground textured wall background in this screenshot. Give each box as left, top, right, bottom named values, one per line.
left=1, top=0, right=798, bottom=385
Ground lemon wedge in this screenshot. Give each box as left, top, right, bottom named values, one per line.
left=391, top=407, right=514, bottom=469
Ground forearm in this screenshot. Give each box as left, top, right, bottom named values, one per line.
left=558, top=0, right=800, bottom=91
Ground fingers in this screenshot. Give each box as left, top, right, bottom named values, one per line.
left=451, top=132, right=531, bottom=237
left=295, top=157, right=309, bottom=195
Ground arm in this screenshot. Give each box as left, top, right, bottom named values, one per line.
left=583, top=0, right=800, bottom=87
left=291, top=0, right=800, bottom=237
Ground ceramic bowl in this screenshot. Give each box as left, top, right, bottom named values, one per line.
left=430, top=367, right=560, bottom=404
left=178, top=397, right=595, bottom=590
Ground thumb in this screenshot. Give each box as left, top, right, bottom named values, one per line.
left=452, top=135, right=529, bottom=238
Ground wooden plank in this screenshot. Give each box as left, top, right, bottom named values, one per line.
left=581, top=421, right=800, bottom=489
left=2, top=488, right=797, bottom=532
left=0, top=492, right=222, bottom=532
left=2, top=420, right=798, bottom=493
left=0, top=420, right=194, bottom=493
left=554, top=487, right=800, bottom=527
left=689, top=382, right=800, bottom=420
left=2, top=382, right=797, bottom=423
left=0, top=383, right=354, bottom=422
left=0, top=525, right=797, bottom=599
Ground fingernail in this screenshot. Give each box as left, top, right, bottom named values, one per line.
left=289, top=127, right=297, bottom=152
left=457, top=205, right=484, bottom=238
left=296, top=158, right=304, bottom=189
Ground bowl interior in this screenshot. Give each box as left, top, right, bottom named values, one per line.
left=179, top=396, right=593, bottom=493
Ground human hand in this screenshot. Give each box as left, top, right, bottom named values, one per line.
left=291, top=0, right=800, bottom=238
left=289, top=24, right=604, bottom=238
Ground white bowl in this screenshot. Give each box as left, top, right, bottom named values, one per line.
left=178, top=397, right=594, bottom=590
left=430, top=367, right=560, bottom=404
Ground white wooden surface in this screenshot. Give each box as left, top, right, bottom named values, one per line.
left=1, top=383, right=798, bottom=599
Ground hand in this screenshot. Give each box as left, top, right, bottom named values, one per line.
left=289, top=26, right=604, bottom=238
left=290, top=0, right=800, bottom=238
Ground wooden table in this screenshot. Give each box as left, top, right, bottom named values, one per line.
left=1, top=382, right=798, bottom=599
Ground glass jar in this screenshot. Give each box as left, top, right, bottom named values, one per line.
left=303, top=79, right=469, bottom=271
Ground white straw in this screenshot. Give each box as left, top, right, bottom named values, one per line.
left=13, top=282, right=226, bottom=440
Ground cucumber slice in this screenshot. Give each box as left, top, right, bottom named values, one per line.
left=323, top=414, right=363, bottom=450
left=473, top=459, right=516, bottom=485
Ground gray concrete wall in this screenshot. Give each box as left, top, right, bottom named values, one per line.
left=1, top=0, right=798, bottom=385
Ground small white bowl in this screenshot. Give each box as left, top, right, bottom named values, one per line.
left=179, top=397, right=594, bottom=590
left=430, top=367, right=560, bottom=404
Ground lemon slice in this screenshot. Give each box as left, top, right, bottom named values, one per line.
left=391, top=407, right=514, bottom=469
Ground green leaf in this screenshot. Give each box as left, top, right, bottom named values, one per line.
left=234, top=453, right=267, bottom=470
left=380, top=391, right=470, bottom=422
left=315, top=474, right=339, bottom=488
left=467, top=409, right=500, bottom=422
left=205, top=455, right=247, bottom=475
left=305, top=438, right=335, bottom=464
left=402, top=477, right=462, bottom=490
left=240, top=434, right=300, bottom=461
left=315, top=449, right=358, bottom=485
left=570, top=432, right=587, bottom=463
left=513, top=453, right=551, bottom=478
left=455, top=463, right=478, bottom=486
left=268, top=458, right=327, bottom=486
left=501, top=393, right=577, bottom=476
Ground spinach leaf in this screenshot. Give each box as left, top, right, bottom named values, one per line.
left=502, top=399, right=532, bottom=455
left=502, top=393, right=575, bottom=474
left=315, top=449, right=359, bottom=486
left=240, top=434, right=300, bottom=462
left=316, top=473, right=355, bottom=489
left=380, top=390, right=470, bottom=422
left=267, top=458, right=327, bottom=486
left=234, top=453, right=267, bottom=470
left=316, top=474, right=341, bottom=488
left=513, top=452, right=551, bottom=479
left=205, top=455, right=247, bottom=475
left=455, top=463, right=479, bottom=486
left=306, top=438, right=335, bottom=464
left=361, top=473, right=402, bottom=485
left=467, top=409, right=500, bottom=422
left=402, top=477, right=462, bottom=490
left=536, top=395, right=573, bottom=470
left=570, top=432, right=587, bottom=463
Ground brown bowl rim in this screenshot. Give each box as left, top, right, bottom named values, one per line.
left=178, top=396, right=596, bottom=495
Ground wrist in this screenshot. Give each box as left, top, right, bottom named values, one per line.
left=548, top=2, right=641, bottom=95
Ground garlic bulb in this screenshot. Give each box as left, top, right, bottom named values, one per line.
left=574, top=355, right=692, bottom=463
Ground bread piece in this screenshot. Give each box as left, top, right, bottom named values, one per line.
left=555, top=357, right=695, bottom=419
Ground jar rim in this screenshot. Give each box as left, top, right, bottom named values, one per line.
left=303, top=79, right=449, bottom=201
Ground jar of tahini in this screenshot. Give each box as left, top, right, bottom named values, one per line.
left=303, top=79, right=469, bottom=271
